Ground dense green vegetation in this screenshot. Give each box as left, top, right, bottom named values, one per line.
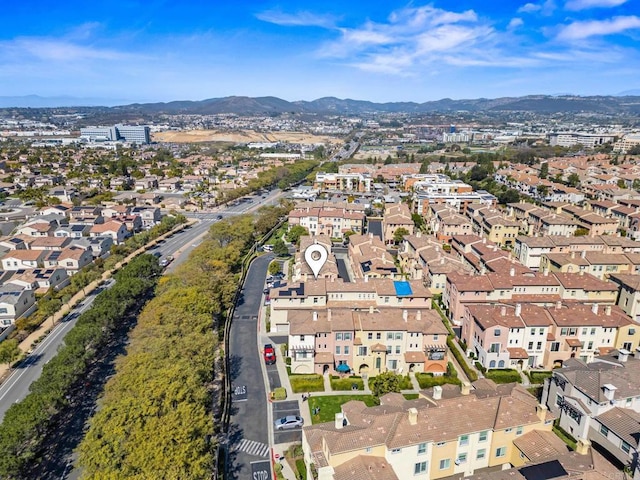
left=484, top=369, right=522, bottom=384
left=330, top=375, right=364, bottom=391
left=0, top=254, right=162, bottom=479
left=308, top=395, right=378, bottom=424
left=289, top=374, right=325, bottom=393
left=416, top=363, right=462, bottom=389
left=76, top=206, right=289, bottom=479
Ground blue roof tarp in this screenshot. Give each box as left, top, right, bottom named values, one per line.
left=393, top=281, right=413, bottom=296
left=336, top=363, right=351, bottom=372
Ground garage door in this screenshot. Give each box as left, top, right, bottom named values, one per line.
left=275, top=323, right=289, bottom=333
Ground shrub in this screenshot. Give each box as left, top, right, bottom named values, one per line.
left=447, top=336, right=478, bottom=382
left=330, top=376, right=364, bottom=391
left=272, top=387, right=287, bottom=400
left=475, top=361, right=487, bottom=374
left=416, top=373, right=462, bottom=389
left=289, top=374, right=324, bottom=393
left=527, top=371, right=552, bottom=384
left=484, top=369, right=522, bottom=384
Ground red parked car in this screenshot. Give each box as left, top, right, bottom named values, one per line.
left=263, top=344, right=276, bottom=365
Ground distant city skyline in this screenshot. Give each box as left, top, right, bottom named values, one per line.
left=1, top=0, right=640, bottom=105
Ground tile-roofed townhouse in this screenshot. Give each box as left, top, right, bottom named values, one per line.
left=590, top=407, right=640, bottom=472
left=6, top=267, right=69, bottom=292
left=15, top=220, right=57, bottom=237
left=544, top=303, right=632, bottom=366
left=294, top=235, right=339, bottom=282
left=610, top=274, right=640, bottom=323
left=552, top=272, right=619, bottom=303
left=89, top=220, right=128, bottom=244
left=398, top=233, right=442, bottom=280
left=0, top=237, right=28, bottom=251
left=55, top=246, right=94, bottom=275
left=0, top=283, right=36, bottom=327
left=540, top=251, right=635, bottom=279
left=38, top=204, right=72, bottom=217
left=1, top=249, right=46, bottom=271
left=288, top=203, right=365, bottom=240
left=113, top=214, right=143, bottom=233
left=287, top=308, right=448, bottom=376
left=462, top=303, right=553, bottom=370
left=158, top=177, right=182, bottom=192
left=433, top=211, right=473, bottom=242
left=542, top=351, right=640, bottom=453
left=134, top=175, right=159, bottom=190
left=611, top=205, right=639, bottom=230
left=577, top=212, right=619, bottom=236
left=425, top=255, right=469, bottom=295
left=382, top=203, right=414, bottom=245
left=73, top=236, right=113, bottom=258
left=269, top=278, right=432, bottom=333
left=513, top=235, right=557, bottom=270
left=468, top=207, right=520, bottom=247
left=302, top=382, right=555, bottom=480
left=628, top=213, right=640, bottom=241
left=348, top=234, right=400, bottom=280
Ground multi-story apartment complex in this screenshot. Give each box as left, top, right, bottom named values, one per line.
left=288, top=307, right=448, bottom=376
left=347, top=234, right=400, bottom=279
left=302, top=382, right=555, bottom=480
left=406, top=175, right=497, bottom=215
left=269, top=277, right=432, bottom=333
left=466, top=205, right=521, bottom=247
left=288, top=202, right=366, bottom=240
left=382, top=203, right=414, bottom=245
left=313, top=172, right=372, bottom=193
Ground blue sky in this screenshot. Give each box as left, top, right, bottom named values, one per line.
left=1, top=0, right=640, bottom=104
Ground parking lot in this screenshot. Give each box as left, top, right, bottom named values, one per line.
left=272, top=400, right=302, bottom=444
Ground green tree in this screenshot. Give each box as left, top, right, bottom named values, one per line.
left=268, top=261, right=282, bottom=275
left=370, top=371, right=401, bottom=398
left=273, top=239, right=289, bottom=256
left=0, top=339, right=21, bottom=367
left=411, top=213, right=425, bottom=231
left=539, top=161, right=549, bottom=179
left=286, top=226, right=309, bottom=246
left=393, top=227, right=410, bottom=244
left=567, top=173, right=580, bottom=187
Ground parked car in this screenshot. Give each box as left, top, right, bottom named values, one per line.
left=274, top=415, right=304, bottom=430
left=263, top=344, right=276, bottom=365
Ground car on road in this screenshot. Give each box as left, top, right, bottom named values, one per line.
left=160, top=255, right=174, bottom=267
left=216, top=215, right=223, bottom=220
left=274, top=415, right=304, bottom=430
left=263, top=344, right=276, bottom=365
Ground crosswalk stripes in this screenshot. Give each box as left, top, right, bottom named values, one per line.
left=234, top=438, right=270, bottom=458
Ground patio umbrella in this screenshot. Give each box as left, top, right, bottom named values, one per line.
left=336, top=363, right=351, bottom=373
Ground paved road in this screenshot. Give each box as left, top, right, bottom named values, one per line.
left=368, top=219, right=383, bottom=241
left=227, top=254, right=273, bottom=480
left=0, top=279, right=115, bottom=422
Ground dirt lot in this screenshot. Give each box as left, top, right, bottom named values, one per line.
left=153, top=130, right=342, bottom=145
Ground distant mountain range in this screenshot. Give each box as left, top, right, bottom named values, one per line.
left=3, top=94, right=640, bottom=115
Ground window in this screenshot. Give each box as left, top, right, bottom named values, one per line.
left=395, top=332, right=403, bottom=340
left=439, top=459, right=450, bottom=470
left=417, top=443, right=427, bottom=455
left=459, top=435, right=469, bottom=446
left=365, top=447, right=372, bottom=453
left=395, top=346, right=401, bottom=354
left=376, top=333, right=381, bottom=340
left=550, top=342, right=560, bottom=352
left=368, top=333, right=373, bottom=340
left=336, top=333, right=343, bottom=341
left=539, top=328, right=544, bottom=335
left=561, top=328, right=568, bottom=336
left=600, top=425, right=609, bottom=437
left=622, top=441, right=631, bottom=454
left=505, top=428, right=513, bottom=433
left=335, top=346, right=341, bottom=355
left=516, top=426, right=523, bottom=436
left=587, top=342, right=593, bottom=350
left=536, top=342, right=542, bottom=350
left=556, top=394, right=564, bottom=407
left=479, top=431, right=488, bottom=442
left=414, top=462, right=428, bottom=475
left=387, top=332, right=394, bottom=340
left=344, top=332, right=352, bottom=340
left=494, top=329, right=501, bottom=336
left=0, top=308, right=7, bottom=315
left=313, top=297, right=318, bottom=304
left=386, top=345, right=392, bottom=354
left=434, top=334, right=439, bottom=341
left=300, top=335, right=305, bottom=342
left=358, top=346, right=367, bottom=356
left=344, top=346, right=350, bottom=355
left=391, top=448, right=401, bottom=454
left=590, top=328, right=596, bottom=335
left=496, top=447, right=506, bottom=457
left=457, top=453, right=467, bottom=464
left=477, top=449, right=486, bottom=459
left=528, top=342, right=534, bottom=350
left=436, top=442, right=446, bottom=447
left=582, top=328, right=588, bottom=335
left=489, top=343, right=500, bottom=353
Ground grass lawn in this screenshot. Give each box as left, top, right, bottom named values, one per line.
left=330, top=376, right=364, bottom=391
left=528, top=371, right=553, bottom=384
left=484, top=369, right=522, bottom=384
left=403, top=393, right=419, bottom=400
left=307, top=394, right=377, bottom=424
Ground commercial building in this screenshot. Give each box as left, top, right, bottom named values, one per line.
left=80, top=124, right=151, bottom=144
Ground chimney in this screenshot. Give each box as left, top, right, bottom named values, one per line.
left=556, top=301, right=562, bottom=310
left=575, top=438, right=591, bottom=455
left=603, top=383, right=617, bottom=401
left=536, top=404, right=548, bottom=421
left=591, top=303, right=599, bottom=315
left=618, top=349, right=630, bottom=362
left=327, top=309, right=332, bottom=322
left=543, top=268, right=549, bottom=276
left=605, top=305, right=612, bottom=316
left=335, top=412, right=346, bottom=430
left=500, top=305, right=507, bottom=316
left=416, top=310, right=422, bottom=321
left=581, top=250, right=586, bottom=259
left=461, top=382, right=471, bottom=396
left=493, top=245, right=498, bottom=252
left=403, top=309, right=408, bottom=322
left=571, top=251, right=576, bottom=259
left=408, top=407, right=418, bottom=426
left=313, top=311, right=318, bottom=321
left=369, top=305, right=374, bottom=314
left=440, top=256, right=445, bottom=265
left=579, top=269, right=584, bottom=276
left=432, top=385, right=443, bottom=400
left=364, top=275, right=369, bottom=283
left=515, top=303, right=522, bottom=316
left=510, top=267, right=515, bottom=277
left=482, top=238, right=487, bottom=244
left=416, top=231, right=422, bottom=238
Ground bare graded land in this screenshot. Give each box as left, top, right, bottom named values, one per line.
left=153, top=129, right=342, bottom=144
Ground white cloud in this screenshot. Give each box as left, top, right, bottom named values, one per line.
left=508, top=18, right=525, bottom=29
left=518, top=3, right=541, bottom=12
left=518, top=0, right=556, bottom=14
left=565, top=0, right=628, bottom=10
left=0, top=37, right=132, bottom=62
left=557, top=15, right=640, bottom=39
left=255, top=10, right=337, bottom=28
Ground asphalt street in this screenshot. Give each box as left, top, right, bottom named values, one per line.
left=227, top=253, right=273, bottom=480
left=0, top=278, right=115, bottom=422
